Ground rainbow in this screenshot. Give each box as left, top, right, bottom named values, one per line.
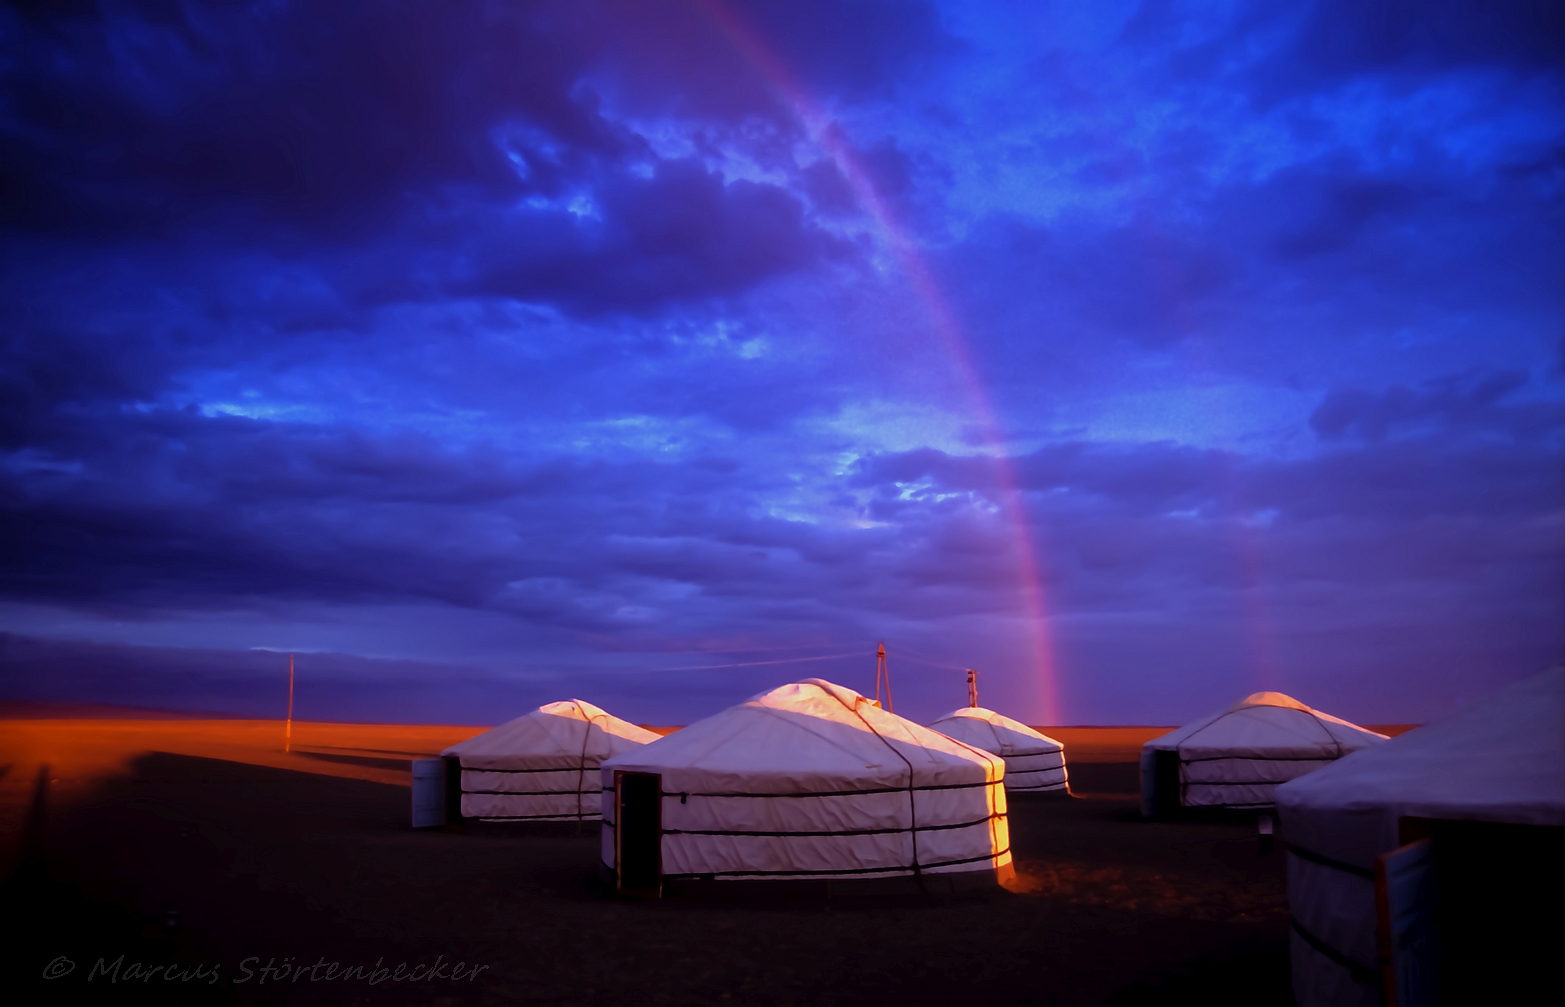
left=693, top=1, right=1063, bottom=721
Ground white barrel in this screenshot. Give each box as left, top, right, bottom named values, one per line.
left=411, top=758, right=447, bottom=828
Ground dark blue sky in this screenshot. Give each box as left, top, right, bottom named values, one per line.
left=2, top=1, right=1561, bottom=726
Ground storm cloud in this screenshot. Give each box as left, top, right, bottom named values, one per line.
left=1, top=1, right=1560, bottom=726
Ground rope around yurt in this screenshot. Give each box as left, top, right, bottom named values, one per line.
left=573, top=701, right=609, bottom=830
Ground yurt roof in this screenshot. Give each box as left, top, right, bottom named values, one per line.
left=929, top=707, right=1063, bottom=757
left=601, top=678, right=1001, bottom=793
left=442, top=699, right=659, bottom=769
left=1278, top=666, right=1564, bottom=841
left=1143, top=691, right=1386, bottom=758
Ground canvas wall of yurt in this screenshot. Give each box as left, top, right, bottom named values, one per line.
left=599, top=679, right=1011, bottom=897
left=928, top=707, right=1068, bottom=793
left=1277, top=667, right=1564, bottom=1007
left=1140, top=692, right=1386, bottom=816
left=438, top=700, right=660, bottom=823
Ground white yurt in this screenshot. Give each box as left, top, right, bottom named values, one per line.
left=441, top=700, right=660, bottom=822
left=928, top=707, right=1068, bottom=793
left=598, top=679, right=1011, bottom=894
left=1140, top=691, right=1387, bottom=815
left=1277, top=666, right=1564, bottom=1007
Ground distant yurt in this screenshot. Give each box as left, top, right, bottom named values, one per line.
left=928, top=707, right=1068, bottom=793
left=599, top=679, right=1011, bottom=896
left=1277, top=667, right=1564, bottom=1007
left=441, top=700, right=659, bottom=822
left=1140, top=692, right=1387, bottom=816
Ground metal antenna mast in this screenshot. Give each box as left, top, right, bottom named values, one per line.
left=875, top=642, right=893, bottom=713
left=966, top=668, right=979, bottom=708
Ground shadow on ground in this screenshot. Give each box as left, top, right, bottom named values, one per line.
left=4, top=752, right=1293, bottom=1006
left=2, top=764, right=236, bottom=1004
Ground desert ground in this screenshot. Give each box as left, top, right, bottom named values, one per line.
left=1, top=714, right=1414, bottom=1005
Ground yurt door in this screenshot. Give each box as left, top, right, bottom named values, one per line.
left=615, top=771, right=662, bottom=898
left=442, top=756, right=465, bottom=826
left=1374, top=838, right=1438, bottom=1007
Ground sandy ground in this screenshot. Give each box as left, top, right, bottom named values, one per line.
left=0, top=718, right=1414, bottom=1005
left=1034, top=728, right=1172, bottom=764
left=0, top=719, right=478, bottom=865
left=0, top=720, right=1183, bottom=854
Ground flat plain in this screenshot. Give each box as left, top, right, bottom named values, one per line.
left=0, top=717, right=1411, bottom=1005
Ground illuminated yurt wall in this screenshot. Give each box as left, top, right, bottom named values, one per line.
left=442, top=700, right=659, bottom=822
left=1278, top=667, right=1563, bottom=1007
left=599, top=679, right=1010, bottom=896
left=1140, top=692, right=1386, bottom=815
left=928, top=707, right=1068, bottom=793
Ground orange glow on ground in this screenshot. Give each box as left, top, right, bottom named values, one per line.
left=0, top=718, right=483, bottom=865
left=0, top=712, right=1333, bottom=1002
left=1034, top=726, right=1175, bottom=762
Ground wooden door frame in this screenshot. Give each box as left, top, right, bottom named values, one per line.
left=614, top=770, right=663, bottom=899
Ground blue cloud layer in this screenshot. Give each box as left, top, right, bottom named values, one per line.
left=1, top=1, right=1560, bottom=725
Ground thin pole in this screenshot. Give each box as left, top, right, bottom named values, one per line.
left=967, top=668, right=979, bottom=708
left=876, top=642, right=893, bottom=714
left=285, top=653, right=295, bottom=753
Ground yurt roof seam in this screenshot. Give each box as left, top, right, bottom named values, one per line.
left=1299, top=707, right=1348, bottom=756
left=938, top=721, right=1012, bottom=767
left=747, top=705, right=885, bottom=761
left=823, top=686, right=916, bottom=779
left=1178, top=705, right=1344, bottom=757
left=932, top=704, right=1057, bottom=761
left=982, top=721, right=1003, bottom=752
left=802, top=678, right=1002, bottom=771
left=930, top=733, right=1006, bottom=768
left=1144, top=692, right=1386, bottom=753
left=572, top=704, right=606, bottom=822
left=822, top=683, right=926, bottom=873
left=600, top=679, right=1011, bottom=882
